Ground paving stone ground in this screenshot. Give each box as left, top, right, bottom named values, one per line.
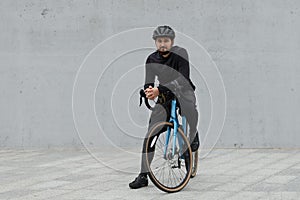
left=0, top=148, right=299, bottom=200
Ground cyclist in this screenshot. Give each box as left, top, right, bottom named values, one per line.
left=129, top=25, right=199, bottom=189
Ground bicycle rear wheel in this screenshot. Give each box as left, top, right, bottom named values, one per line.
left=145, top=122, right=192, bottom=193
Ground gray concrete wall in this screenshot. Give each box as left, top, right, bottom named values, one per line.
left=1, top=0, right=300, bottom=148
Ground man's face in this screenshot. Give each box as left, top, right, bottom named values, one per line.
left=155, top=37, right=173, bottom=52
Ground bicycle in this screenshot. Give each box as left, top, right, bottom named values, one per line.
left=139, top=90, right=199, bottom=193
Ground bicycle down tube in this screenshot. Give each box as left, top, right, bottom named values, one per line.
left=163, top=99, right=186, bottom=158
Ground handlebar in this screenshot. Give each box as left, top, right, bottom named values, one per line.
left=139, top=89, right=153, bottom=110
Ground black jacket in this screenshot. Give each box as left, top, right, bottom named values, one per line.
left=144, top=46, right=196, bottom=95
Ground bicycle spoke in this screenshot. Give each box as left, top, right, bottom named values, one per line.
left=157, top=137, right=166, bottom=150
left=170, top=167, right=181, bottom=186
left=153, top=163, right=168, bottom=178
left=153, top=145, right=164, bottom=156
left=178, top=167, right=186, bottom=178
left=151, top=156, right=166, bottom=166
left=162, top=164, right=165, bottom=185
left=168, top=168, right=173, bottom=187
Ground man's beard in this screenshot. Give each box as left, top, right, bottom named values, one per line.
left=158, top=50, right=170, bottom=55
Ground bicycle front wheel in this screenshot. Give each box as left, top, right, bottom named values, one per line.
left=145, top=122, right=192, bottom=193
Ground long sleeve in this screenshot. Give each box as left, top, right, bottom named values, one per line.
left=160, top=48, right=195, bottom=93
left=174, top=48, right=195, bottom=90
left=177, top=48, right=190, bottom=82
left=144, top=57, right=155, bottom=90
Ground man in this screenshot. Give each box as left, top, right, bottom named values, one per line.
left=129, top=25, right=199, bottom=189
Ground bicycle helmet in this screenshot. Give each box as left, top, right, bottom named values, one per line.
left=152, top=25, right=175, bottom=40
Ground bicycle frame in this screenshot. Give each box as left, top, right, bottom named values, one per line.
left=164, top=99, right=187, bottom=158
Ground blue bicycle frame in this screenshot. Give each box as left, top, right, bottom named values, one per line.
left=163, top=99, right=187, bottom=158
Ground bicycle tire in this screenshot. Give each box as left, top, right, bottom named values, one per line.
left=145, top=122, right=192, bottom=193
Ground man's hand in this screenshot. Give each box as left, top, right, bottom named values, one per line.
left=144, top=86, right=159, bottom=100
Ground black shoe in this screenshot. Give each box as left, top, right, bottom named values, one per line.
left=191, top=132, right=199, bottom=152
left=129, top=174, right=148, bottom=189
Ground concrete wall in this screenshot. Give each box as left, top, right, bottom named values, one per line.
left=1, top=0, right=300, bottom=148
